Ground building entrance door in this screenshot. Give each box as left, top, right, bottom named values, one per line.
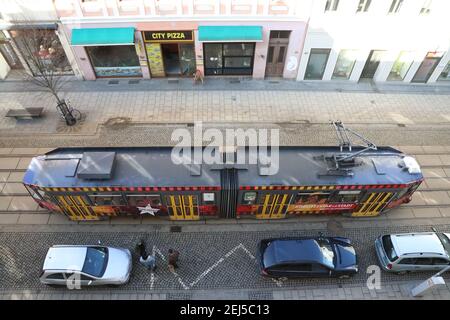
left=360, top=50, right=384, bottom=79
left=265, top=31, right=290, bottom=77
left=412, top=52, right=443, bottom=83
left=161, top=43, right=180, bottom=75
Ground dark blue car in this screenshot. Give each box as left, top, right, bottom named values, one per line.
left=258, top=236, right=358, bottom=279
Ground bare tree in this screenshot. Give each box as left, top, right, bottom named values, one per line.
left=12, top=26, right=79, bottom=125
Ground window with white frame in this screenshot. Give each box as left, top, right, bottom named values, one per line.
left=388, top=0, right=403, bottom=14
left=356, top=0, right=371, bottom=13
left=325, top=0, right=339, bottom=12
left=420, top=0, right=432, bottom=15
left=332, top=50, right=358, bottom=80
left=387, top=51, right=414, bottom=81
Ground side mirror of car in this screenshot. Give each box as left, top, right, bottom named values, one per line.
left=88, top=280, right=93, bottom=286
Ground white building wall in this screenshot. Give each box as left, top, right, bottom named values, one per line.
left=297, top=0, right=450, bottom=84
left=0, top=0, right=58, bottom=21
left=0, top=53, right=10, bottom=79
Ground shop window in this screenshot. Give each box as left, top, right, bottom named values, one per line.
left=332, top=191, right=361, bottom=203
left=293, top=192, right=330, bottom=205
left=10, top=29, right=73, bottom=76
left=204, top=43, right=255, bottom=76
left=242, top=191, right=257, bottom=205
left=88, top=194, right=126, bottom=206
left=356, top=0, right=371, bottom=12
left=86, top=45, right=141, bottom=78
left=126, top=194, right=162, bottom=207
left=387, top=51, right=414, bottom=81
left=438, top=61, right=450, bottom=81
left=332, top=50, right=357, bottom=80
left=179, top=44, right=196, bottom=76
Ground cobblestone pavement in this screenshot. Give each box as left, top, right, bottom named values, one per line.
left=1, top=123, right=450, bottom=149
left=0, top=79, right=449, bottom=136
left=0, top=223, right=449, bottom=298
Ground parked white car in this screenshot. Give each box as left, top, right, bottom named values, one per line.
left=375, top=232, right=450, bottom=274
left=40, top=245, right=132, bottom=287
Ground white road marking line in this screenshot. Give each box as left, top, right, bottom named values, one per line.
left=190, top=244, right=242, bottom=287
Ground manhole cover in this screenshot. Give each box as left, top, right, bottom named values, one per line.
left=168, top=79, right=179, bottom=84
left=230, top=80, right=240, bottom=83
left=108, top=80, right=119, bottom=85
left=269, top=81, right=279, bottom=84
left=397, top=123, right=406, bottom=127
left=170, top=226, right=182, bottom=233
left=128, top=80, right=140, bottom=85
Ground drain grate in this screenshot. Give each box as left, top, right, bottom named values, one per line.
left=269, top=81, right=279, bottom=84
left=170, top=226, right=182, bottom=233
left=397, top=123, right=406, bottom=127
left=128, top=80, right=140, bottom=85
left=168, top=79, right=179, bottom=84
left=108, top=80, right=119, bottom=85
left=230, top=80, right=240, bottom=84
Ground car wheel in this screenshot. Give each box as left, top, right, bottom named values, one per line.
left=277, top=277, right=288, bottom=282
left=338, top=275, right=350, bottom=279
left=45, top=284, right=60, bottom=288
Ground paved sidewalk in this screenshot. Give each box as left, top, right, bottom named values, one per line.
left=1, top=281, right=449, bottom=300
left=0, top=79, right=449, bottom=135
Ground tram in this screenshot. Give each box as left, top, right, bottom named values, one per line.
left=23, top=123, right=423, bottom=221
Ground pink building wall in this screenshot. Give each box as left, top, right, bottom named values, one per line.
left=63, top=20, right=306, bottom=80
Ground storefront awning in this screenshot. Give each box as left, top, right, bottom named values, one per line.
left=71, top=27, right=135, bottom=46
left=198, top=26, right=263, bottom=42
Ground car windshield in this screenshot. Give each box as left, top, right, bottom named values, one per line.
left=82, top=247, right=108, bottom=277
left=382, top=235, right=398, bottom=262
left=317, top=239, right=335, bottom=268
left=438, top=233, right=450, bottom=256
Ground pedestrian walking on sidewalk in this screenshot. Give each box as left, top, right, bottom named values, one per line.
left=168, top=248, right=180, bottom=271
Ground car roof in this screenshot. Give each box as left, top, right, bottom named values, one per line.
left=43, top=246, right=88, bottom=272
left=390, top=233, right=447, bottom=257
left=265, top=238, right=332, bottom=266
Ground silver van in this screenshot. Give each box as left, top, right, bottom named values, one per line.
left=375, top=232, right=450, bottom=274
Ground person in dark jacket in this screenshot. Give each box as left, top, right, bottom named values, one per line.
left=168, top=248, right=180, bottom=270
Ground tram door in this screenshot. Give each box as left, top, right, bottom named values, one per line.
left=256, top=193, right=292, bottom=219
left=352, top=191, right=394, bottom=217
left=55, top=195, right=99, bottom=221
left=165, top=195, right=200, bottom=220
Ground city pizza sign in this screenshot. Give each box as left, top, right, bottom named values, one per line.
left=144, top=31, right=194, bottom=43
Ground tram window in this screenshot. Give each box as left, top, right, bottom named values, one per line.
left=126, top=194, right=161, bottom=207
left=333, top=191, right=361, bottom=203
left=88, top=194, right=125, bottom=206
left=242, top=192, right=257, bottom=205
left=202, top=193, right=215, bottom=205
left=294, top=192, right=330, bottom=205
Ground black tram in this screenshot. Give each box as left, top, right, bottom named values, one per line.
left=23, top=140, right=423, bottom=222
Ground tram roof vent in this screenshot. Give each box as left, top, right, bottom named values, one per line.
left=77, top=152, right=116, bottom=180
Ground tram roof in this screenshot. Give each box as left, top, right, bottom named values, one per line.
left=23, top=146, right=423, bottom=188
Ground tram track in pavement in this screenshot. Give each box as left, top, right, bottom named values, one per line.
left=1, top=149, right=450, bottom=218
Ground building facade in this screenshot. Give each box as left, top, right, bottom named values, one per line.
left=54, top=0, right=308, bottom=80
left=1, top=0, right=449, bottom=85
left=297, top=0, right=450, bottom=84
left=0, top=0, right=81, bottom=79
